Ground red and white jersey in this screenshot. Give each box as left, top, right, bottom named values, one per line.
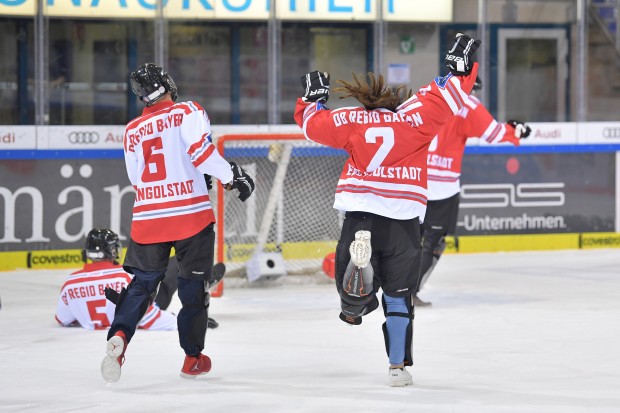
left=123, top=100, right=234, bottom=244
left=427, top=95, right=520, bottom=200
left=55, top=261, right=176, bottom=331
left=294, top=65, right=479, bottom=220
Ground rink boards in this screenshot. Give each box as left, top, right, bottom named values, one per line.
left=1, top=232, right=619, bottom=271
left=1, top=123, right=619, bottom=271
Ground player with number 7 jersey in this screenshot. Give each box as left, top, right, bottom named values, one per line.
left=294, top=34, right=480, bottom=387
left=294, top=67, right=479, bottom=221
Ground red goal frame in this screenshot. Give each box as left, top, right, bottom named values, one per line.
left=212, top=133, right=305, bottom=296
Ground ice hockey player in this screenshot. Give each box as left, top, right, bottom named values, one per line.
left=101, top=63, right=254, bottom=383
left=294, top=34, right=481, bottom=386
left=55, top=228, right=176, bottom=331
left=415, top=76, right=531, bottom=306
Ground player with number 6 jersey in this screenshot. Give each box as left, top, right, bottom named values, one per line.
left=101, top=63, right=254, bottom=384
left=294, top=34, right=481, bottom=387
left=123, top=93, right=232, bottom=244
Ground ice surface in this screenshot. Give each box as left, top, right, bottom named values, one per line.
left=1, top=249, right=619, bottom=413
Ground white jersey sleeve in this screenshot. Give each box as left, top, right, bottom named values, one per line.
left=123, top=129, right=139, bottom=186
left=55, top=293, right=77, bottom=326
left=179, top=102, right=234, bottom=185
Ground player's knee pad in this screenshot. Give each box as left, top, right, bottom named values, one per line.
left=339, top=293, right=379, bottom=325
left=178, top=278, right=210, bottom=310
left=381, top=294, right=415, bottom=366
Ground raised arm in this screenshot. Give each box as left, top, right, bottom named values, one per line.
left=397, top=34, right=481, bottom=142
left=294, top=71, right=350, bottom=149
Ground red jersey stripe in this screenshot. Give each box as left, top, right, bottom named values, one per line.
left=132, top=195, right=211, bottom=214
left=139, top=310, right=162, bottom=329
left=61, top=273, right=131, bottom=289
left=187, top=133, right=209, bottom=155
left=192, top=145, right=216, bottom=167
left=131, top=209, right=215, bottom=244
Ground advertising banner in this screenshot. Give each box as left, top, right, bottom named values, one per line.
left=0, top=159, right=135, bottom=251
left=276, top=0, right=376, bottom=21
left=40, top=126, right=125, bottom=150
left=0, top=126, right=37, bottom=149
left=514, top=122, right=578, bottom=146
left=577, top=122, right=620, bottom=145
left=1, top=0, right=455, bottom=22
left=457, top=152, right=616, bottom=235
left=383, top=0, right=452, bottom=22
left=0, top=0, right=270, bottom=19
left=0, top=149, right=617, bottom=252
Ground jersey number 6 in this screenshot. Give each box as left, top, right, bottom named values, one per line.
left=142, top=136, right=167, bottom=182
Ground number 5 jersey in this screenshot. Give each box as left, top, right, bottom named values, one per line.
left=55, top=261, right=176, bottom=331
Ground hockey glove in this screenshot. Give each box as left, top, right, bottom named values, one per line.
left=507, top=119, right=532, bottom=139
left=204, top=174, right=213, bottom=190
left=224, top=162, right=255, bottom=202
left=445, top=33, right=481, bottom=76
left=301, top=71, right=330, bottom=103
left=104, top=287, right=120, bottom=304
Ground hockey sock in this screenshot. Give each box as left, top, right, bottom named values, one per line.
left=384, top=294, right=409, bottom=366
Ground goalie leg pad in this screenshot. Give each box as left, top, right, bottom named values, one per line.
left=177, top=278, right=210, bottom=355
left=381, top=294, right=415, bottom=366
left=107, top=268, right=163, bottom=342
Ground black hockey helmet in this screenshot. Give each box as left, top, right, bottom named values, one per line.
left=473, top=76, right=482, bottom=91
left=130, top=63, right=178, bottom=106
left=83, top=228, right=121, bottom=263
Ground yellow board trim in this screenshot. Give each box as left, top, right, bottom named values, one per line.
left=580, top=232, right=620, bottom=249
left=457, top=233, right=579, bottom=253
left=0, top=251, right=29, bottom=271
left=0, top=234, right=617, bottom=271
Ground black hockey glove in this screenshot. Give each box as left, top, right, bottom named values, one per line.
left=507, top=119, right=532, bottom=139
left=224, top=162, right=255, bottom=202
left=204, top=174, right=213, bottom=190
left=445, top=33, right=481, bottom=76
left=301, top=71, right=330, bottom=103
left=104, top=287, right=119, bottom=304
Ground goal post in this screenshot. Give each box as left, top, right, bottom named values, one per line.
left=212, top=133, right=348, bottom=295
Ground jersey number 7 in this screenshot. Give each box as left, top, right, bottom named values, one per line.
left=365, top=127, right=395, bottom=172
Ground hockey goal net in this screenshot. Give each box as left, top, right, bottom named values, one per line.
left=212, top=133, right=348, bottom=295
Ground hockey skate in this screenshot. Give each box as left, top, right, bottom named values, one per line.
left=209, top=262, right=226, bottom=289
left=343, top=231, right=374, bottom=298
left=207, top=317, right=219, bottom=329
left=180, top=353, right=212, bottom=379
left=388, top=366, right=413, bottom=387
left=350, top=230, right=371, bottom=268
left=101, top=331, right=127, bottom=383
left=412, top=294, right=432, bottom=307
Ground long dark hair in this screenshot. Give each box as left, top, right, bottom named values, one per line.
left=334, top=72, right=413, bottom=112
